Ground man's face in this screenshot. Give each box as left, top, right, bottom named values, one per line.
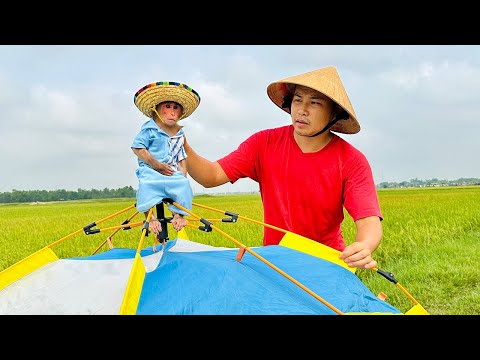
left=290, top=85, right=335, bottom=137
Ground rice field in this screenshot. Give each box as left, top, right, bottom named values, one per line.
left=1, top=186, right=479, bottom=315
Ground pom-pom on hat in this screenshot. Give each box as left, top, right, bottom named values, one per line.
left=134, top=81, right=201, bottom=120
left=266, top=66, right=360, bottom=134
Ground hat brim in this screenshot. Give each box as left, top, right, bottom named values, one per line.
left=134, top=81, right=201, bottom=120
left=266, top=67, right=361, bottom=134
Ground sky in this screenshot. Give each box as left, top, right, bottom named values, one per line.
left=1, top=45, right=479, bottom=194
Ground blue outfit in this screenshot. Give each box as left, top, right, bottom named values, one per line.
left=132, top=118, right=193, bottom=216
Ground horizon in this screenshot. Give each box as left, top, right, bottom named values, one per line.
left=2, top=176, right=479, bottom=195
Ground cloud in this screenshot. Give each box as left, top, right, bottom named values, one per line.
left=1, top=45, right=479, bottom=193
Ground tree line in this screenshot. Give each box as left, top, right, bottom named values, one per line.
left=377, top=177, right=480, bottom=189
left=0, top=186, right=136, bottom=204
left=1, top=177, right=479, bottom=204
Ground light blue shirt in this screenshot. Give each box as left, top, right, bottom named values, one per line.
left=131, top=119, right=186, bottom=171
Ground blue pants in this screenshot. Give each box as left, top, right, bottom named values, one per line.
left=135, top=166, right=193, bottom=216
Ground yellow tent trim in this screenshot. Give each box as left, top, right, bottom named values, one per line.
left=119, top=253, right=146, bottom=315
left=405, top=303, right=429, bottom=315
left=177, top=228, right=189, bottom=240
left=279, top=232, right=356, bottom=273
left=0, top=247, right=58, bottom=291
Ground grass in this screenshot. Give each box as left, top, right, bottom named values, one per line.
left=1, top=187, right=479, bottom=315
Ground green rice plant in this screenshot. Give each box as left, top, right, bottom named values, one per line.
left=1, top=187, right=479, bottom=314
left=354, top=186, right=480, bottom=315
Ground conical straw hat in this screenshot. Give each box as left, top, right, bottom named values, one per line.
left=266, top=66, right=360, bottom=134
left=134, top=81, right=201, bottom=120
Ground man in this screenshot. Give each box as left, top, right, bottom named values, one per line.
left=184, top=67, right=382, bottom=270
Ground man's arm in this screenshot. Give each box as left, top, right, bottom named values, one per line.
left=339, top=216, right=382, bottom=269
left=183, top=139, right=230, bottom=188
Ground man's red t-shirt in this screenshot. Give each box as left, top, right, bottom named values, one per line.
left=217, top=125, right=382, bottom=251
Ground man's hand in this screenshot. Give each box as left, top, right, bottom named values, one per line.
left=339, top=242, right=377, bottom=270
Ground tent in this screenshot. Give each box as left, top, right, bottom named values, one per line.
left=0, top=200, right=428, bottom=315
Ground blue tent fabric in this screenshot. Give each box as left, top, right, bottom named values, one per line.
left=71, top=247, right=157, bottom=260
left=136, top=242, right=400, bottom=315
left=1, top=239, right=402, bottom=315
left=78, top=240, right=400, bottom=315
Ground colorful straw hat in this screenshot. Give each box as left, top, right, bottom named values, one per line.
left=134, top=81, right=201, bottom=120
left=266, top=66, right=360, bottom=134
